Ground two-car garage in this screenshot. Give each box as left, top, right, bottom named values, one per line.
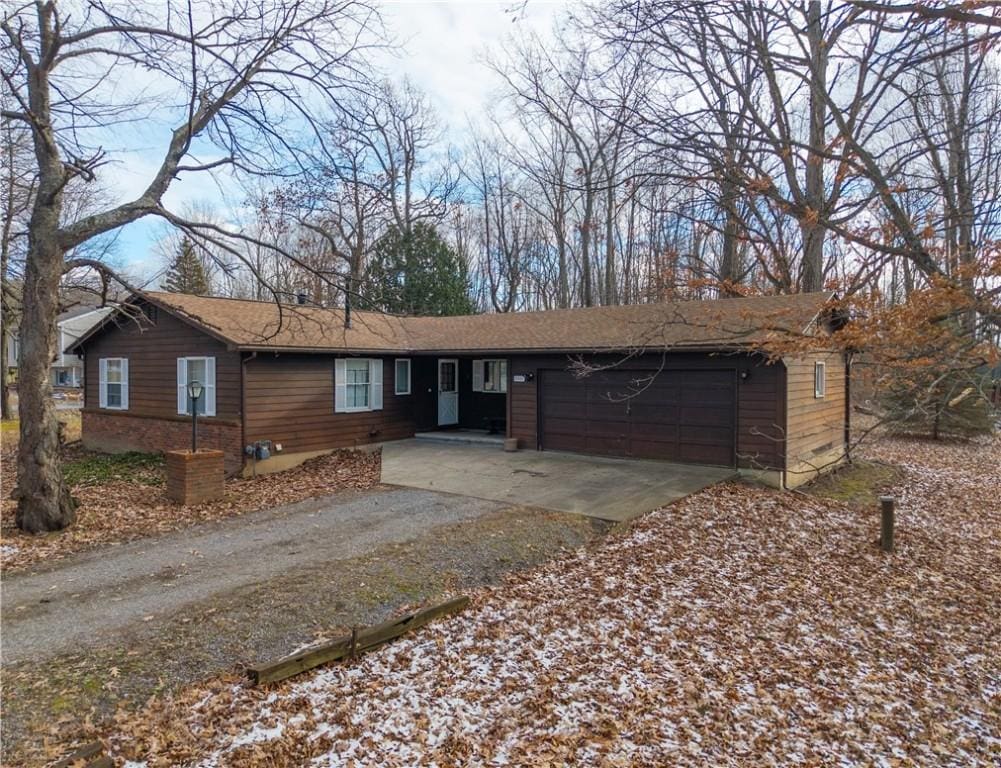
left=538, top=368, right=737, bottom=467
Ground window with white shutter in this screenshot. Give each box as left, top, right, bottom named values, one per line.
left=177, top=356, right=217, bottom=416
left=334, top=358, right=384, bottom=412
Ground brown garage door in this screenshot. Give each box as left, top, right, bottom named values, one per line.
left=540, top=369, right=736, bottom=466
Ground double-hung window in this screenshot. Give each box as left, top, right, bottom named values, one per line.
left=472, top=359, right=508, bottom=393
left=98, top=358, right=129, bottom=409
left=814, top=361, right=827, bottom=399
left=395, top=359, right=411, bottom=395
left=177, top=356, right=217, bottom=416
left=335, top=358, right=384, bottom=412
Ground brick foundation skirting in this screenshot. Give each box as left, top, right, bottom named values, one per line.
left=82, top=410, right=243, bottom=475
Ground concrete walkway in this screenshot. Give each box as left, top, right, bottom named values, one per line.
left=382, top=440, right=735, bottom=522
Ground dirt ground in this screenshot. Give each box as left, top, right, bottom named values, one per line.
left=0, top=488, right=608, bottom=766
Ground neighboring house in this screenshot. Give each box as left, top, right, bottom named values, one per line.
left=70, top=291, right=848, bottom=489
left=52, top=307, right=114, bottom=387
left=4, top=306, right=113, bottom=388
left=3, top=328, right=17, bottom=378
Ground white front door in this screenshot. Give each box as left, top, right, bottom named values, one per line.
left=437, top=358, right=459, bottom=426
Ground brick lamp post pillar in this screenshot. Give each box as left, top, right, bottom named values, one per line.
left=165, top=379, right=224, bottom=504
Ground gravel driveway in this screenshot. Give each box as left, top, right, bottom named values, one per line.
left=2, top=485, right=607, bottom=764
left=2, top=487, right=503, bottom=664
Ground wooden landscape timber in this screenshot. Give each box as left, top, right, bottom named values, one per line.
left=47, top=740, right=109, bottom=768
left=247, top=596, right=471, bottom=686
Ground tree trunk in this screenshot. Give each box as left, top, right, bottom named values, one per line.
left=0, top=315, right=10, bottom=421
left=718, top=158, right=742, bottom=296
left=802, top=0, right=827, bottom=293
left=15, top=211, right=76, bottom=532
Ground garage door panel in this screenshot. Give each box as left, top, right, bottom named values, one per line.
left=682, top=388, right=733, bottom=407
left=679, top=406, right=733, bottom=427
left=547, top=401, right=587, bottom=419
left=679, top=425, right=733, bottom=444
left=587, top=401, right=628, bottom=420
left=586, top=435, right=628, bottom=454
left=541, top=368, right=735, bottom=467
left=630, top=439, right=681, bottom=461
left=585, top=420, right=629, bottom=439
left=543, top=417, right=586, bottom=436
left=629, top=404, right=680, bottom=424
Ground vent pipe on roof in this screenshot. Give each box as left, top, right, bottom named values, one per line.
left=344, top=276, right=352, bottom=329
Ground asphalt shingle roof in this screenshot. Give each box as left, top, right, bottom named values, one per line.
left=120, top=290, right=835, bottom=354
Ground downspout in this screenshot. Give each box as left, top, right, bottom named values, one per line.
left=344, top=277, right=352, bottom=330
left=844, top=351, right=852, bottom=464
left=240, top=351, right=257, bottom=475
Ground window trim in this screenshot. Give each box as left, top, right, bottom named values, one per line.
left=334, top=358, right=384, bottom=413
left=814, top=361, right=827, bottom=399
left=472, top=359, right=508, bottom=394
left=177, top=356, right=217, bottom=417
left=343, top=358, right=372, bottom=412
left=99, top=357, right=128, bottom=410
left=394, top=358, right=411, bottom=396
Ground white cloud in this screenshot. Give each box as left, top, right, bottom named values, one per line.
left=378, top=1, right=565, bottom=132
left=106, top=1, right=567, bottom=273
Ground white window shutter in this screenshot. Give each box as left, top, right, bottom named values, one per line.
left=499, top=360, right=508, bottom=393
left=370, top=359, right=383, bottom=411
left=334, top=358, right=346, bottom=413
left=99, top=358, right=108, bottom=408
left=205, top=357, right=216, bottom=416
left=177, top=358, right=188, bottom=414
left=120, top=359, right=129, bottom=410
left=472, top=360, right=484, bottom=392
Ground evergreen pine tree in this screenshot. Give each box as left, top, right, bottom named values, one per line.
left=162, top=237, right=211, bottom=295
left=364, top=223, right=474, bottom=316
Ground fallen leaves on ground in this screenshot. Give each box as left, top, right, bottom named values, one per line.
left=98, top=433, right=1000, bottom=767
left=0, top=447, right=381, bottom=572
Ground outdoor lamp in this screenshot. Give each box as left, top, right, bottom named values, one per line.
left=187, top=379, right=202, bottom=452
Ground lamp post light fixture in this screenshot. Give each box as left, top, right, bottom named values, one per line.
left=187, top=379, right=203, bottom=453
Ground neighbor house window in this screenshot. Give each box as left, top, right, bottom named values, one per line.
left=335, top=358, right=383, bottom=413
left=395, top=359, right=411, bottom=395
left=814, top=361, right=826, bottom=399
left=98, top=358, right=128, bottom=410
left=472, top=359, right=508, bottom=393
left=177, top=356, right=217, bottom=416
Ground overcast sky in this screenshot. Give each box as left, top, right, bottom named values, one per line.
left=114, top=0, right=566, bottom=283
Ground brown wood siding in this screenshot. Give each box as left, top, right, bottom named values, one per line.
left=509, top=352, right=784, bottom=470
left=82, top=306, right=241, bottom=422
left=784, top=352, right=847, bottom=482
left=243, top=353, right=416, bottom=454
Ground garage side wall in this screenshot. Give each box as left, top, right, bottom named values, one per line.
left=508, top=352, right=785, bottom=472
left=783, top=352, right=847, bottom=488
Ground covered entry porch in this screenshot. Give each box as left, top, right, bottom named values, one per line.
left=409, top=356, right=509, bottom=435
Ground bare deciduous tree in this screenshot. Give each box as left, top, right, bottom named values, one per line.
left=1, top=0, right=380, bottom=532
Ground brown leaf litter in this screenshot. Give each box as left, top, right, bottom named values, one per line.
left=90, top=433, right=999, bottom=766
left=1, top=447, right=381, bottom=572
